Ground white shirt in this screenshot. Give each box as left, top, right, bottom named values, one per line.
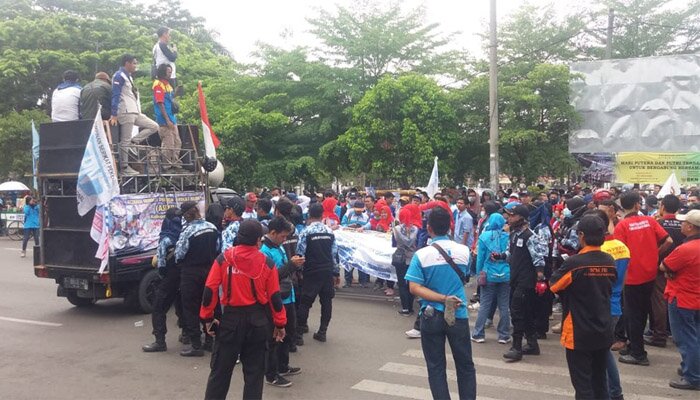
left=51, top=86, right=81, bottom=122
left=153, top=42, right=176, bottom=78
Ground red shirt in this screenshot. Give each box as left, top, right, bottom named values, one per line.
left=614, top=214, right=669, bottom=285
left=663, top=235, right=700, bottom=310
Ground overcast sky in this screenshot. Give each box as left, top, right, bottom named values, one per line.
left=174, top=0, right=586, bottom=62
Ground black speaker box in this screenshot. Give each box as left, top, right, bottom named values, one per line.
left=43, top=230, right=99, bottom=268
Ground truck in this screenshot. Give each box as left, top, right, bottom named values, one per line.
left=33, top=119, right=227, bottom=313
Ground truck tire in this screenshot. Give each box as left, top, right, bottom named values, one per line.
left=135, top=269, right=161, bottom=314
left=66, top=292, right=96, bottom=307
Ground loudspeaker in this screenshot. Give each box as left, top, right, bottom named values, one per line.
left=45, top=196, right=94, bottom=229
left=43, top=230, right=99, bottom=267
left=38, top=120, right=94, bottom=175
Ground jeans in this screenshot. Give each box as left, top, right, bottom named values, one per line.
left=606, top=316, right=622, bottom=399
left=668, top=299, right=700, bottom=386
left=472, top=282, right=510, bottom=340
left=624, top=281, right=654, bottom=360
left=420, top=313, right=477, bottom=400
left=395, top=263, right=414, bottom=312
left=22, top=228, right=39, bottom=251
left=344, top=268, right=369, bottom=285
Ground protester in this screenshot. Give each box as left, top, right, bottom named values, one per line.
left=551, top=214, right=617, bottom=399
left=110, top=54, right=160, bottom=176
left=51, top=70, right=81, bottom=122
left=405, top=207, right=476, bottom=400
left=530, top=202, right=556, bottom=339
left=341, top=200, right=370, bottom=288
left=201, top=220, right=287, bottom=400
left=221, top=196, right=246, bottom=251
left=454, top=197, right=475, bottom=247
left=471, top=212, right=511, bottom=344
left=142, top=207, right=185, bottom=352
left=20, top=196, right=40, bottom=258
left=392, top=204, right=419, bottom=316
left=80, top=72, right=111, bottom=121
left=256, top=198, right=273, bottom=227
left=557, top=196, right=587, bottom=256
left=614, top=191, right=673, bottom=366
left=153, top=27, right=178, bottom=87
left=261, top=217, right=304, bottom=388
left=321, top=197, right=340, bottom=229
left=500, top=204, right=546, bottom=362
left=659, top=209, right=700, bottom=391
left=296, top=203, right=339, bottom=343
left=152, top=64, right=183, bottom=173
left=175, top=201, right=220, bottom=357
left=242, top=192, right=258, bottom=220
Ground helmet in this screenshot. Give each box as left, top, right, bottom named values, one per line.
left=593, top=189, right=612, bottom=203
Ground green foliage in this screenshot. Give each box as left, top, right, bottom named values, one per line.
left=0, top=109, right=49, bottom=181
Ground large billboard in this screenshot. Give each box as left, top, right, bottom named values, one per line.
left=569, top=55, right=700, bottom=153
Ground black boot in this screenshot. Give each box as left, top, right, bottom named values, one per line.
left=180, top=338, right=204, bottom=357
left=313, top=330, right=327, bottom=342
left=503, top=335, right=523, bottom=362
left=142, top=338, right=167, bottom=352
left=522, top=335, right=541, bottom=355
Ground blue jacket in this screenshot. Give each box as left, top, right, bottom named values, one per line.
left=476, top=213, right=510, bottom=283
left=23, top=204, right=40, bottom=229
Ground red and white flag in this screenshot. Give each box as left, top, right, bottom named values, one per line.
left=198, top=81, right=221, bottom=158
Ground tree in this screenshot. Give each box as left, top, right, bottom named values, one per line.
left=329, top=74, right=461, bottom=187
left=0, top=109, right=49, bottom=181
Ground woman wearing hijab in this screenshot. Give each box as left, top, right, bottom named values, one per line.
left=557, top=197, right=587, bottom=257
left=530, top=202, right=556, bottom=339
left=321, top=197, right=340, bottom=229
left=143, top=207, right=186, bottom=352
left=471, top=213, right=511, bottom=344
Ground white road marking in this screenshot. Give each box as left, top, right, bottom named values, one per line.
left=0, top=316, right=62, bottom=327
left=352, top=379, right=503, bottom=400
left=380, top=361, right=575, bottom=397
left=3, top=247, right=21, bottom=251
left=402, top=349, right=672, bottom=389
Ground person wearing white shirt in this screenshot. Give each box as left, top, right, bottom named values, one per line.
left=51, top=70, right=81, bottom=122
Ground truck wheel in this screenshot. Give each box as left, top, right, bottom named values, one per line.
left=66, top=292, right=96, bottom=307
left=136, top=269, right=161, bottom=314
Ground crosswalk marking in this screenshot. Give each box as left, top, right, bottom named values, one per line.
left=402, top=349, right=672, bottom=389
left=380, top=361, right=575, bottom=397
left=352, top=379, right=505, bottom=400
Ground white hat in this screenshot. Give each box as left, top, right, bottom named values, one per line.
left=677, top=210, right=700, bottom=228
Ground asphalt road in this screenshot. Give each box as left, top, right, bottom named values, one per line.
left=0, top=237, right=695, bottom=400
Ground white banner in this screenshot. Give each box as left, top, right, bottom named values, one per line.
left=336, top=229, right=397, bottom=281
left=76, top=110, right=120, bottom=216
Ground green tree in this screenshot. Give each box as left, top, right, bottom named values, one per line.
left=0, top=109, right=49, bottom=181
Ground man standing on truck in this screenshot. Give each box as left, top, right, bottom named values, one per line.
left=152, top=63, right=183, bottom=173
left=175, top=201, right=220, bottom=357
left=142, top=207, right=185, bottom=352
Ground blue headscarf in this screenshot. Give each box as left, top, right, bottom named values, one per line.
left=160, top=208, right=182, bottom=243
left=529, top=203, right=551, bottom=228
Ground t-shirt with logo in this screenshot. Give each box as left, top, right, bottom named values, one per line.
left=662, top=235, right=700, bottom=310
left=613, top=214, right=669, bottom=285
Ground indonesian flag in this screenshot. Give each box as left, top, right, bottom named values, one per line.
left=198, top=81, right=220, bottom=157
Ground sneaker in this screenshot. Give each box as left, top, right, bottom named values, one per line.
left=669, top=377, right=700, bottom=391
left=471, top=336, right=485, bottom=343
left=643, top=337, right=666, bottom=348
left=484, top=319, right=493, bottom=329
left=179, top=346, right=204, bottom=357
left=142, top=341, right=167, bottom=352
left=398, top=310, right=414, bottom=317
left=279, top=367, right=302, bottom=376
left=498, top=337, right=512, bottom=345
left=20, top=251, right=26, bottom=258
left=610, top=341, right=626, bottom=351
left=313, top=331, right=327, bottom=342
left=121, top=166, right=139, bottom=176
left=503, top=348, right=523, bottom=362
left=266, top=375, right=293, bottom=388
left=618, top=354, right=650, bottom=366
left=405, top=328, right=421, bottom=339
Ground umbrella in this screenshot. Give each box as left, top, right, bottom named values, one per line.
left=0, top=181, right=30, bottom=192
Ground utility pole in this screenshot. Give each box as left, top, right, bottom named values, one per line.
left=488, top=0, right=499, bottom=191
left=606, top=8, right=614, bottom=59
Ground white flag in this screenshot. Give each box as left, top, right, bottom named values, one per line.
left=423, top=156, right=440, bottom=199
left=76, top=109, right=120, bottom=216
left=658, top=172, right=681, bottom=198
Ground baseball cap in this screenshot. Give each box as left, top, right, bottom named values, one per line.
left=509, top=193, right=520, bottom=199
left=505, top=204, right=530, bottom=219
left=578, top=214, right=606, bottom=237
left=180, top=201, right=198, bottom=214
left=237, top=220, right=263, bottom=246
left=226, top=196, right=246, bottom=216
left=519, top=190, right=530, bottom=197
left=677, top=210, right=700, bottom=227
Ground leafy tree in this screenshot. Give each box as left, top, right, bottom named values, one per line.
left=0, top=109, right=49, bottom=181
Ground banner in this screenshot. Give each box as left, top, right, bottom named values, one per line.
left=106, top=191, right=204, bottom=256
left=336, top=229, right=397, bottom=282
left=615, top=153, right=700, bottom=186
left=76, top=110, right=120, bottom=216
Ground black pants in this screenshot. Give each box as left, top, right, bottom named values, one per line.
left=534, top=284, right=554, bottom=335
left=296, top=274, right=334, bottom=333
left=205, top=305, right=271, bottom=400
left=395, top=263, right=414, bottom=312
left=180, top=265, right=210, bottom=348
left=151, top=268, right=183, bottom=341
left=266, top=302, right=296, bottom=380
left=624, top=280, right=654, bottom=359
left=566, top=348, right=610, bottom=400
left=510, top=285, right=536, bottom=339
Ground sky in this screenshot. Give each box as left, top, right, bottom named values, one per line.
left=174, top=0, right=586, bottom=62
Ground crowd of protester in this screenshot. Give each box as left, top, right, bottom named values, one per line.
left=142, top=182, right=698, bottom=399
